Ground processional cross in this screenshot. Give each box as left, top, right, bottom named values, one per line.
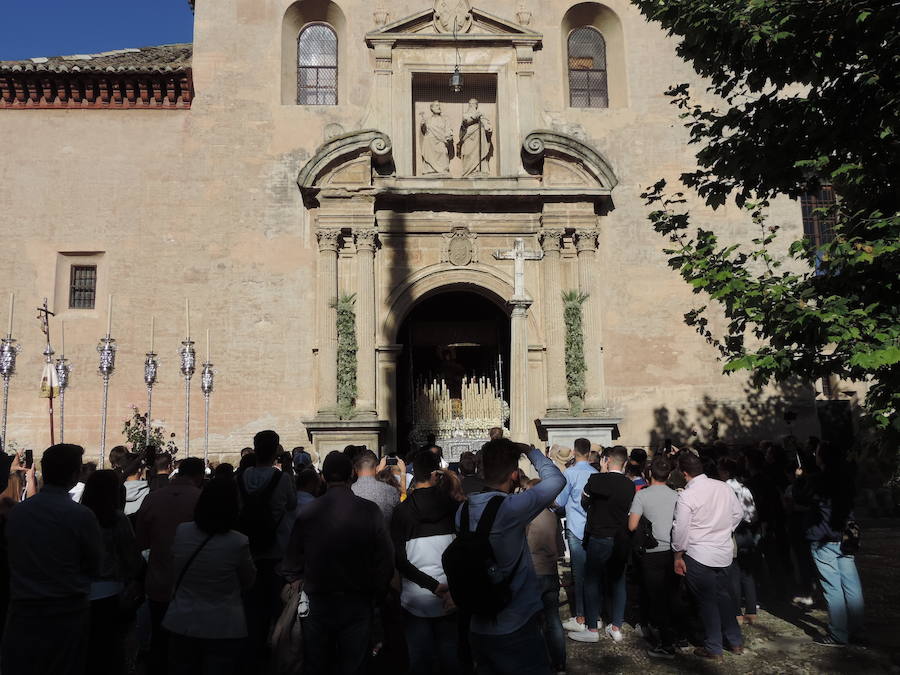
left=493, top=238, right=543, bottom=301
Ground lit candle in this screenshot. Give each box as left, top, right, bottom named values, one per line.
left=150, top=316, right=155, bottom=353
left=6, top=292, right=13, bottom=337
left=206, top=328, right=210, bottom=363
left=106, top=294, right=113, bottom=337
left=185, top=298, right=190, bottom=340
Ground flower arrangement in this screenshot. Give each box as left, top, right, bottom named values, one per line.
left=122, top=405, right=178, bottom=455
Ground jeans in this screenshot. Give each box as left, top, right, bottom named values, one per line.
left=638, top=550, right=677, bottom=649
left=565, top=529, right=587, bottom=618
left=583, top=536, right=626, bottom=630
left=729, top=553, right=758, bottom=616
left=469, top=614, right=551, bottom=675
left=303, top=592, right=373, bottom=675
left=538, top=574, right=565, bottom=671
left=811, top=541, right=864, bottom=643
left=403, top=610, right=460, bottom=675
left=684, top=555, right=742, bottom=655
left=168, top=632, right=244, bottom=675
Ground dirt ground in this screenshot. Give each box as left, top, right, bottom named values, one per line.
left=563, top=519, right=900, bottom=674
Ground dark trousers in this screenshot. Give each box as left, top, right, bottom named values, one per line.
left=1, top=599, right=90, bottom=675
left=729, top=553, right=758, bottom=616
left=584, top=535, right=627, bottom=629
left=87, top=596, right=127, bottom=675
left=302, top=592, right=374, bottom=675
left=684, top=555, right=743, bottom=655
left=243, top=557, right=283, bottom=664
left=168, top=632, right=244, bottom=675
left=537, top=574, right=566, bottom=671
left=148, top=599, right=170, bottom=675
left=469, top=614, right=551, bottom=675
left=638, top=550, right=678, bottom=649
left=403, top=610, right=460, bottom=675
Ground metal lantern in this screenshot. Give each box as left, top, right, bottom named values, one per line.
left=179, top=340, right=196, bottom=456
left=0, top=337, right=20, bottom=452
left=97, top=336, right=117, bottom=467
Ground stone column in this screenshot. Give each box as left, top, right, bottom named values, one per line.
left=540, top=229, right=568, bottom=415
left=575, top=229, right=605, bottom=413
left=509, top=298, right=533, bottom=442
left=355, top=228, right=378, bottom=418
left=316, top=228, right=340, bottom=416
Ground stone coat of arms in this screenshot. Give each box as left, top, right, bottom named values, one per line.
left=442, top=226, right=478, bottom=266
left=433, top=0, right=473, bottom=33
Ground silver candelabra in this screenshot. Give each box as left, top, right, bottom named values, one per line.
left=200, top=361, right=214, bottom=465
left=55, top=355, right=71, bottom=443
left=0, top=336, right=20, bottom=452
left=144, top=351, right=159, bottom=450
left=97, top=336, right=117, bottom=468
left=180, top=340, right=196, bottom=456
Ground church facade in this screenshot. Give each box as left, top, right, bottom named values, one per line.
left=0, top=0, right=824, bottom=462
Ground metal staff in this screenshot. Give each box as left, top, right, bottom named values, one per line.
left=179, top=340, right=196, bottom=456
left=37, top=299, right=56, bottom=446
left=0, top=336, right=19, bottom=452
left=55, top=355, right=70, bottom=443
left=97, top=336, right=117, bottom=468
left=144, top=352, right=158, bottom=449
left=200, top=361, right=214, bottom=465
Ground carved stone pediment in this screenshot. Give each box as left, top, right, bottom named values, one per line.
left=366, top=5, right=541, bottom=46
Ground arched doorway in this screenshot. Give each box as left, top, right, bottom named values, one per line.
left=395, top=290, right=511, bottom=458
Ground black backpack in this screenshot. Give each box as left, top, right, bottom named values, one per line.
left=237, top=470, right=283, bottom=553
left=442, top=495, right=523, bottom=618
left=631, top=514, right=659, bottom=554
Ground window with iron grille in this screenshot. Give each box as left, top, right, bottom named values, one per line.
left=568, top=27, right=608, bottom=108
left=800, top=185, right=837, bottom=248
left=69, top=265, right=97, bottom=309
left=297, top=23, right=337, bottom=105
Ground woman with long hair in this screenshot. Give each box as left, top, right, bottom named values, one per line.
left=81, top=469, right=144, bottom=675
left=794, top=442, right=864, bottom=646
left=163, top=477, right=256, bottom=674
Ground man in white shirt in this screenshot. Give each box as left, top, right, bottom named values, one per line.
left=671, top=452, right=744, bottom=660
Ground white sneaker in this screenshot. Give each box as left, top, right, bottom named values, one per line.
left=793, top=595, right=814, bottom=607
left=562, top=618, right=586, bottom=632
left=605, top=625, right=624, bottom=643
left=568, top=630, right=600, bottom=643
left=633, top=623, right=644, bottom=638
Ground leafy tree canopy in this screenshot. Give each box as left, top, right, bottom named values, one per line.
left=632, top=0, right=899, bottom=434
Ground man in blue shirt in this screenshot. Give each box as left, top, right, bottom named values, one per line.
left=554, top=437, right=598, bottom=632
left=456, top=439, right=565, bottom=675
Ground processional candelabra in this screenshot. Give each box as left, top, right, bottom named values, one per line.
left=201, top=360, right=214, bottom=465
left=144, top=351, right=159, bottom=450
left=97, top=336, right=117, bottom=468
left=0, top=336, right=20, bottom=452
left=55, top=355, right=71, bottom=443
left=180, top=340, right=196, bottom=456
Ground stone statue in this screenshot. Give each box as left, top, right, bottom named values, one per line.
left=419, top=101, right=454, bottom=174
left=458, top=99, right=493, bottom=176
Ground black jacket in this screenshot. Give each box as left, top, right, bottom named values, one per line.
left=390, top=486, right=457, bottom=593
left=581, top=472, right=635, bottom=539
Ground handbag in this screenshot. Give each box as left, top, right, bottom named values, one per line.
left=840, top=519, right=861, bottom=555
left=632, top=515, right=658, bottom=554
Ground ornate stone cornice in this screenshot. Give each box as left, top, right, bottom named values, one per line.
left=522, top=130, right=618, bottom=190
left=540, top=229, right=565, bottom=253
left=316, top=228, right=341, bottom=252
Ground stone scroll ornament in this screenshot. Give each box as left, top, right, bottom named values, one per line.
left=433, top=0, right=472, bottom=33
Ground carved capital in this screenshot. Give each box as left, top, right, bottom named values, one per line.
left=354, top=227, right=378, bottom=252
left=574, top=230, right=598, bottom=253
left=540, top=228, right=565, bottom=253
left=316, top=228, right=341, bottom=252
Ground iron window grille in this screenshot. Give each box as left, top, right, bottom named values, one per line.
left=800, top=185, right=837, bottom=248
left=568, top=27, right=608, bottom=108
left=69, top=265, right=97, bottom=309
left=297, top=23, right=337, bottom=105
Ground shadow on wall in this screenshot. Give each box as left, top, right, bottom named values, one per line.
left=647, top=379, right=820, bottom=450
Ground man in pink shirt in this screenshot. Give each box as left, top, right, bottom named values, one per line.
left=671, top=452, right=744, bottom=660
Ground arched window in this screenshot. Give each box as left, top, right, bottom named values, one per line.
left=567, top=27, right=608, bottom=108
left=297, top=23, right=337, bottom=105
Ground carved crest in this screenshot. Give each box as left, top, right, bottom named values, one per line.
left=433, top=0, right=472, bottom=33
left=442, top=226, right=478, bottom=266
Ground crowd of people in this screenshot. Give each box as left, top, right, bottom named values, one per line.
left=0, top=429, right=867, bottom=675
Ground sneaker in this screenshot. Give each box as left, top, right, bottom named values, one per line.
left=792, top=595, right=814, bottom=607
left=562, top=618, right=586, bottom=632
left=814, top=634, right=847, bottom=647
left=692, top=647, right=724, bottom=661
left=647, top=646, right=676, bottom=660
left=568, top=630, right=600, bottom=643
left=633, top=623, right=645, bottom=638
left=605, top=625, right=624, bottom=643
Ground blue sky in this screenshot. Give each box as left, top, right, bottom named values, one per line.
left=0, top=0, right=194, bottom=60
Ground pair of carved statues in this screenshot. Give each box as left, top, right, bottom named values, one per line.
left=418, top=99, right=493, bottom=176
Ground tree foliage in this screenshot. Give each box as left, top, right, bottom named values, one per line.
left=333, top=293, right=358, bottom=419
left=632, top=0, right=899, bottom=433
left=563, top=290, right=589, bottom=416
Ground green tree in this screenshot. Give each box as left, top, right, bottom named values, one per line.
left=563, top=290, right=589, bottom=415
left=632, top=0, right=899, bottom=434
left=332, top=293, right=358, bottom=419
